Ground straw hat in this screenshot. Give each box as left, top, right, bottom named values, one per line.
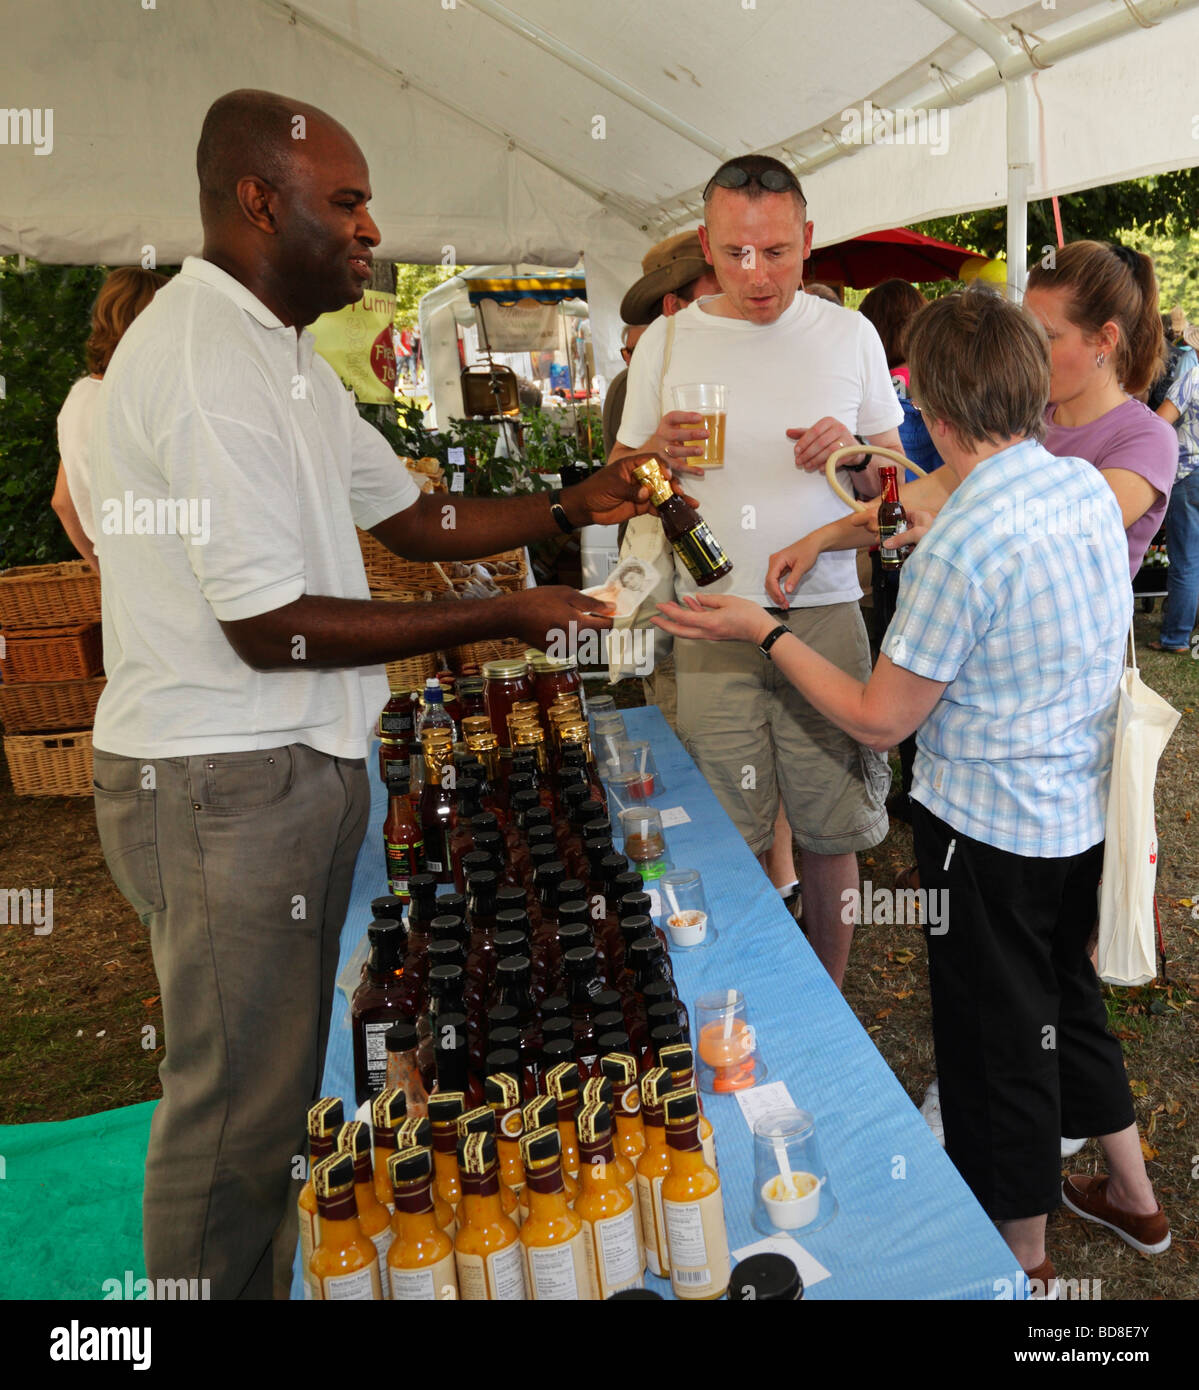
left=1170, top=304, right=1199, bottom=352
left=620, top=230, right=711, bottom=325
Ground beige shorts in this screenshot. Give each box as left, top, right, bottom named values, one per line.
left=674, top=602, right=891, bottom=856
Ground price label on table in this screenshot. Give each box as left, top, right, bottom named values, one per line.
left=734, top=1080, right=797, bottom=1134
left=658, top=806, right=691, bottom=828
left=730, top=1234, right=831, bottom=1291
left=450, top=472, right=465, bottom=492
left=447, top=447, right=466, bottom=467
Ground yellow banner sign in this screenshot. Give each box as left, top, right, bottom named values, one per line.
left=310, top=289, right=397, bottom=403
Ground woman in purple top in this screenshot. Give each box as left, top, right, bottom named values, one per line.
left=1025, top=241, right=1176, bottom=579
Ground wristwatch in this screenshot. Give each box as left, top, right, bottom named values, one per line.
left=758, top=624, right=792, bottom=659
left=548, top=488, right=576, bottom=534
left=841, top=436, right=872, bottom=473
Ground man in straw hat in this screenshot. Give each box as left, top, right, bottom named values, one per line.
left=610, top=154, right=905, bottom=987
left=602, top=229, right=721, bottom=458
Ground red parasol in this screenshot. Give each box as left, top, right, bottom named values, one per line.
left=805, top=227, right=985, bottom=290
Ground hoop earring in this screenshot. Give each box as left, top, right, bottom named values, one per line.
left=1096, top=352, right=1107, bottom=367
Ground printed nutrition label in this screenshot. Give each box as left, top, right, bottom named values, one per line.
left=527, top=1239, right=583, bottom=1300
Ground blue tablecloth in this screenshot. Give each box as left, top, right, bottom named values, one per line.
left=292, top=706, right=1024, bottom=1300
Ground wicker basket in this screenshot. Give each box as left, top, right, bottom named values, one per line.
left=0, top=622, right=104, bottom=683
left=357, top=530, right=526, bottom=597
left=0, top=676, right=106, bottom=734
left=4, top=729, right=94, bottom=796
left=0, top=561, right=101, bottom=628
left=447, top=636, right=528, bottom=672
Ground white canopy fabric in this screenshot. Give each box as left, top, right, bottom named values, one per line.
left=5, top=0, right=1199, bottom=383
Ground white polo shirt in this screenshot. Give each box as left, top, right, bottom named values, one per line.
left=90, top=256, right=419, bottom=759
left=618, top=293, right=902, bottom=606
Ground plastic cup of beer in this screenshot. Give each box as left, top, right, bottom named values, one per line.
left=671, top=383, right=727, bottom=468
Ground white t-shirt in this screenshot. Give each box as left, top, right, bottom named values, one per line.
left=617, top=293, right=902, bottom=606
left=56, top=375, right=104, bottom=544
left=90, top=256, right=419, bottom=759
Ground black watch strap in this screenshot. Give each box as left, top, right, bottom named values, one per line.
left=548, top=488, right=576, bottom=534
left=758, top=623, right=792, bottom=659
left=842, top=435, right=872, bottom=472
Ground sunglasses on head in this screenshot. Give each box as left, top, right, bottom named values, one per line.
left=703, top=163, right=804, bottom=201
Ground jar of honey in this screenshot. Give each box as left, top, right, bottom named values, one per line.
left=483, top=658, right=532, bottom=751
left=529, top=652, right=584, bottom=719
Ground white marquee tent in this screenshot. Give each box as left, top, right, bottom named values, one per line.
left=4, top=0, right=1199, bottom=381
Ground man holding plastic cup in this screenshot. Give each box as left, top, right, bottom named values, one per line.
left=609, top=155, right=904, bottom=986
left=652, top=288, right=1169, bottom=1292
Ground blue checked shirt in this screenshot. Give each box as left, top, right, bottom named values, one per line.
left=1165, top=363, right=1199, bottom=480
left=882, top=438, right=1132, bottom=857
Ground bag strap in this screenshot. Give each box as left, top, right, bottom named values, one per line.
left=1127, top=625, right=1137, bottom=675
left=658, top=314, right=677, bottom=417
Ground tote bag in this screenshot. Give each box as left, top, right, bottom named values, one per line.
left=1096, top=630, right=1181, bottom=987
left=609, top=315, right=679, bottom=681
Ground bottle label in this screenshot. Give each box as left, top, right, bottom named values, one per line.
left=380, top=713, right=412, bottom=736
left=455, top=1251, right=487, bottom=1301
left=636, top=1171, right=668, bottom=1277
left=526, top=1230, right=590, bottom=1300
left=320, top=1262, right=381, bottom=1300
left=390, top=1250, right=458, bottom=1301
left=488, top=1240, right=527, bottom=1300
left=363, top=1021, right=393, bottom=1091
left=701, top=1129, right=718, bottom=1173
left=674, top=521, right=728, bottom=583
left=385, top=836, right=422, bottom=896
left=664, top=1189, right=730, bottom=1298
left=592, top=1207, right=642, bottom=1295
left=370, top=1226, right=395, bottom=1298
left=298, top=1202, right=317, bottom=1297
left=626, top=1177, right=645, bottom=1266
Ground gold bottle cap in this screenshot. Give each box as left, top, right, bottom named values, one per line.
left=397, top=1115, right=433, bottom=1150
left=482, top=658, right=529, bottom=679
left=337, top=1119, right=371, bottom=1161
left=312, top=1150, right=356, bottom=1199
left=575, top=1100, right=612, bottom=1145
left=307, top=1096, right=344, bottom=1140
left=457, top=1105, right=496, bottom=1138
left=387, top=1145, right=433, bottom=1186
left=457, top=1130, right=497, bottom=1175
left=523, top=1093, right=557, bottom=1132
left=662, top=1088, right=700, bottom=1125
left=530, top=652, right=578, bottom=674
left=641, top=1066, right=672, bottom=1109
left=462, top=716, right=493, bottom=736
left=547, top=1062, right=579, bottom=1101
left=512, top=700, right=541, bottom=717
left=520, top=1124, right=562, bottom=1167
left=372, top=1088, right=406, bottom=1135
left=600, top=1053, right=638, bottom=1088
left=485, top=1072, right=521, bottom=1113
left=632, top=456, right=671, bottom=499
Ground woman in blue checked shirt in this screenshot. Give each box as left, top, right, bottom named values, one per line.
left=654, top=288, right=1169, bottom=1298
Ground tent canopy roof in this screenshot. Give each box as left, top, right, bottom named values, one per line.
left=3, top=0, right=1199, bottom=268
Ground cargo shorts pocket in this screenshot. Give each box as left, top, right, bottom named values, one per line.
left=93, top=751, right=166, bottom=919
left=858, top=743, right=893, bottom=812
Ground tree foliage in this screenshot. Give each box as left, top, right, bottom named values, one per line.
left=912, top=169, right=1199, bottom=267
left=0, top=260, right=106, bottom=567
left=393, top=262, right=460, bottom=327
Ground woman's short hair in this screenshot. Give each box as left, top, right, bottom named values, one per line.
left=906, top=286, right=1051, bottom=448
left=1025, top=240, right=1165, bottom=396
left=85, top=267, right=169, bottom=375
left=858, top=278, right=927, bottom=369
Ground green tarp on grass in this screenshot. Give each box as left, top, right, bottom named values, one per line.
left=0, top=1101, right=154, bottom=1300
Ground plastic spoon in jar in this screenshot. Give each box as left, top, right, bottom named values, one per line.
left=722, top=988, right=737, bottom=1040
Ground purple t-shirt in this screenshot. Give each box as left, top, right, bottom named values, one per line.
left=1043, top=399, right=1176, bottom=578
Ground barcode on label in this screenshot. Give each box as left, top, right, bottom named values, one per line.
left=673, top=1267, right=711, bottom=1286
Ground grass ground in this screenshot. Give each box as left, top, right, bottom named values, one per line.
left=1, top=607, right=1194, bottom=1297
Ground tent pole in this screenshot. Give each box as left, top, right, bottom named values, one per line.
left=1004, top=77, right=1034, bottom=301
